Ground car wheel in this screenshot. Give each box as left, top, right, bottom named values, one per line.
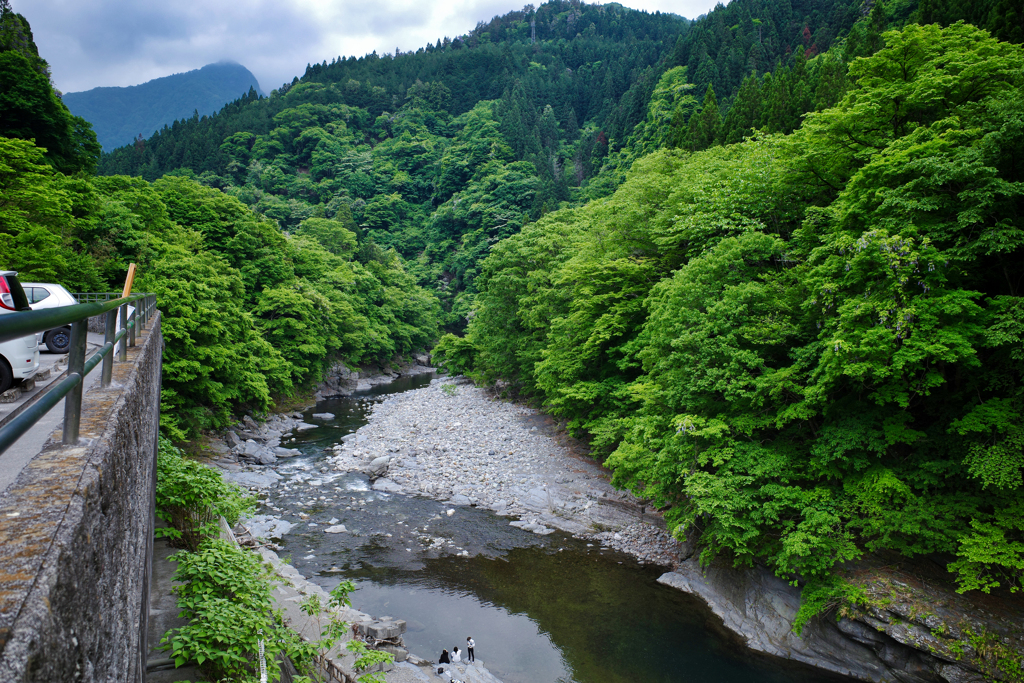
left=0, top=359, right=12, bottom=394
left=45, top=327, right=71, bottom=354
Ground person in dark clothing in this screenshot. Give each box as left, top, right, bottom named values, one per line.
left=438, top=648, right=451, bottom=677
left=466, top=637, right=475, bottom=662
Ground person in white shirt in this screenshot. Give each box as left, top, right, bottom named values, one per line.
left=451, top=646, right=461, bottom=663
left=466, top=637, right=475, bottom=662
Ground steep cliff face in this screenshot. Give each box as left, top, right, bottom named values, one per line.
left=659, top=558, right=1023, bottom=683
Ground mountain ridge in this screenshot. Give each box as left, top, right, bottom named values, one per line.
left=63, top=61, right=265, bottom=151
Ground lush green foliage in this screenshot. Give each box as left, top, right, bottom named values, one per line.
left=163, top=538, right=307, bottom=681
left=156, top=441, right=393, bottom=682
left=297, top=581, right=395, bottom=683
left=1, top=9, right=440, bottom=438
left=0, top=138, right=440, bottom=438
left=97, top=0, right=861, bottom=328
left=462, top=23, right=1024, bottom=598
left=155, top=437, right=255, bottom=551
left=8, top=0, right=1024, bottom=618
left=0, top=2, right=100, bottom=174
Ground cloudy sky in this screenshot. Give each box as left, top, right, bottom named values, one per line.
left=17, top=0, right=722, bottom=95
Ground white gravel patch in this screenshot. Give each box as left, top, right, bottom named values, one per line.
left=323, top=377, right=683, bottom=566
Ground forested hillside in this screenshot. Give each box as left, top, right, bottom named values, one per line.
left=63, top=62, right=265, bottom=151
left=1, top=0, right=438, bottom=439
left=440, top=21, right=1024, bottom=605
left=99, top=0, right=862, bottom=324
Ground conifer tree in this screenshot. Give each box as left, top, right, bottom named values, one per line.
left=688, top=84, right=721, bottom=151
left=722, top=72, right=762, bottom=143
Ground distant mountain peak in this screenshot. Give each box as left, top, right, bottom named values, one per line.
left=63, top=62, right=265, bottom=151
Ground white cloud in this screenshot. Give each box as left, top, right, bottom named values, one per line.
left=16, top=0, right=721, bottom=94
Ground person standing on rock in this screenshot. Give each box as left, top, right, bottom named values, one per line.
left=466, top=636, right=475, bottom=662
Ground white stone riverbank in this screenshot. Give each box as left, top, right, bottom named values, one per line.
left=322, top=376, right=682, bottom=566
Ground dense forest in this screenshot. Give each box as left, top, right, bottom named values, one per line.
left=98, top=0, right=864, bottom=323
left=0, top=0, right=439, bottom=439
left=3, top=0, right=1023, bottom=612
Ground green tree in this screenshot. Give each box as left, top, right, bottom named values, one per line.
left=687, top=84, right=721, bottom=151
left=0, top=6, right=100, bottom=174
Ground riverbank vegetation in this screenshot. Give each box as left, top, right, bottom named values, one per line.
left=442, top=21, right=1024, bottom=602
left=2, top=2, right=439, bottom=439
left=155, top=439, right=394, bottom=682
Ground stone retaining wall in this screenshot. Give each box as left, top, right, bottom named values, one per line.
left=0, top=314, right=162, bottom=683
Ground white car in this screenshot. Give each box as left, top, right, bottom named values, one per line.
left=23, top=282, right=77, bottom=353
left=0, top=271, right=40, bottom=393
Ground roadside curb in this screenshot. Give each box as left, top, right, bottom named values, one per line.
left=0, top=365, right=68, bottom=430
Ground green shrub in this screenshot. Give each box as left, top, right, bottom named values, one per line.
left=296, top=580, right=395, bottom=683
left=431, top=333, right=477, bottom=376
left=162, top=539, right=310, bottom=681
left=793, top=575, right=867, bottom=635
left=155, top=437, right=255, bottom=551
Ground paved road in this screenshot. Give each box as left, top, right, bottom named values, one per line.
left=0, top=332, right=106, bottom=496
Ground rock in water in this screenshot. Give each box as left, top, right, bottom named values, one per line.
left=372, top=478, right=404, bottom=493
left=254, top=447, right=277, bottom=465
left=324, top=525, right=348, bottom=534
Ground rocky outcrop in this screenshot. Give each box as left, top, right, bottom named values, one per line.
left=658, top=559, right=1024, bottom=683
left=840, top=570, right=1023, bottom=683
left=313, top=354, right=433, bottom=400
left=212, top=412, right=309, bottom=469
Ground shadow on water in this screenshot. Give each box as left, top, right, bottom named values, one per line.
left=264, top=374, right=855, bottom=683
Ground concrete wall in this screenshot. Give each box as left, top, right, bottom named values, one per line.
left=0, top=314, right=162, bottom=683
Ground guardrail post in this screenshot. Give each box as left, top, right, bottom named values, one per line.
left=62, top=320, right=88, bottom=445
left=139, top=297, right=147, bottom=330
left=119, top=304, right=128, bottom=361
left=101, top=309, right=116, bottom=387
left=129, top=306, right=136, bottom=348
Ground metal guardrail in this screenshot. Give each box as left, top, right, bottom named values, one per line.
left=73, top=293, right=120, bottom=304
left=0, top=293, right=157, bottom=456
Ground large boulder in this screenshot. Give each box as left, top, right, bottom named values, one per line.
left=361, top=619, right=406, bottom=640
left=253, top=448, right=277, bottom=466
left=364, top=456, right=391, bottom=479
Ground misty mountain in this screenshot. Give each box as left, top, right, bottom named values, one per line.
left=63, top=61, right=264, bottom=151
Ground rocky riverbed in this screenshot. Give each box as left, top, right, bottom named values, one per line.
left=211, top=376, right=683, bottom=567
left=209, top=373, right=1024, bottom=683
left=319, top=376, right=683, bottom=566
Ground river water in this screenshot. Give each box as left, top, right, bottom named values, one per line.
left=255, top=376, right=849, bottom=683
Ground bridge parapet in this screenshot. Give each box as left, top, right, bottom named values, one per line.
left=0, top=312, right=161, bottom=683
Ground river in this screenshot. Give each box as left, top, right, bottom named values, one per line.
left=253, top=375, right=851, bottom=683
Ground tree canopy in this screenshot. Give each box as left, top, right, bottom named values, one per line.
left=447, top=22, right=1024, bottom=598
